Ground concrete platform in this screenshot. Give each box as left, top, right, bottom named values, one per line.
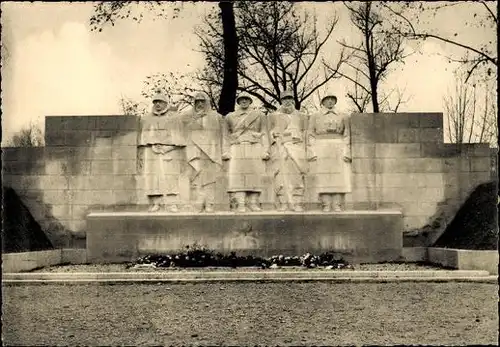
left=2, top=270, right=496, bottom=284
left=2, top=249, right=88, bottom=273
left=428, top=248, right=499, bottom=275
left=86, top=210, right=403, bottom=264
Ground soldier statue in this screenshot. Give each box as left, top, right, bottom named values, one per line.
left=181, top=92, right=224, bottom=212
left=268, top=90, right=309, bottom=212
left=138, top=91, right=186, bottom=212
left=308, top=93, right=352, bottom=212
left=222, top=92, right=270, bottom=212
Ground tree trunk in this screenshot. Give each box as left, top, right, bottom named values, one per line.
left=366, top=38, right=380, bottom=113
left=363, top=3, right=380, bottom=113
left=218, top=2, right=238, bottom=116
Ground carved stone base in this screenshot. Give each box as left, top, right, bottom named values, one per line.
left=86, top=210, right=403, bottom=264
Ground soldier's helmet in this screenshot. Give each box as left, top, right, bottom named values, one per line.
left=236, top=92, right=253, bottom=104
left=321, top=93, right=337, bottom=105
left=281, top=90, right=294, bottom=101
left=152, top=91, right=169, bottom=103
left=193, top=91, right=209, bottom=102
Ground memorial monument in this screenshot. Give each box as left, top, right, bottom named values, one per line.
left=85, top=88, right=404, bottom=264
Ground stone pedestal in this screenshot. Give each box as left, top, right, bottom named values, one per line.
left=86, top=210, right=403, bottom=264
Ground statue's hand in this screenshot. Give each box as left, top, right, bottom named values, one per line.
left=222, top=152, right=231, bottom=161
left=307, top=149, right=317, bottom=162
left=262, top=152, right=270, bottom=161
left=165, top=145, right=177, bottom=152
left=152, top=144, right=167, bottom=154
left=343, top=156, right=352, bottom=163
left=271, top=130, right=281, bottom=138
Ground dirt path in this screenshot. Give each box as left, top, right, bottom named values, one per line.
left=2, top=282, right=498, bottom=346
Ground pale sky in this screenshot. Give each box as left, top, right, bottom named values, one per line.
left=1, top=1, right=496, bottom=144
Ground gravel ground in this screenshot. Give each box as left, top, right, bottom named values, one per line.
left=2, top=282, right=497, bottom=346
left=33, top=262, right=447, bottom=272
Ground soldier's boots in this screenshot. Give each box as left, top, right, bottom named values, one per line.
left=149, top=204, right=161, bottom=212
left=248, top=204, right=262, bottom=212
left=321, top=194, right=332, bottom=212
left=204, top=203, right=215, bottom=213
left=276, top=195, right=288, bottom=211
left=234, top=192, right=247, bottom=212
left=148, top=196, right=162, bottom=212
left=291, top=195, right=304, bottom=212
left=248, top=193, right=262, bottom=212
left=163, top=195, right=179, bottom=213
left=277, top=204, right=288, bottom=212
left=149, top=204, right=160, bottom=212
left=332, top=194, right=343, bottom=212
left=166, top=204, right=179, bottom=213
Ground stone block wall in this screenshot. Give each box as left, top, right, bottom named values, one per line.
left=347, top=113, right=494, bottom=244
left=3, top=116, right=139, bottom=247
left=2, top=113, right=495, bottom=247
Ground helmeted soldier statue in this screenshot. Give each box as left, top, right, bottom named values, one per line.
left=181, top=92, right=224, bottom=212
left=138, top=91, right=186, bottom=212
left=268, top=90, right=309, bottom=212
left=222, top=92, right=270, bottom=212
left=308, top=93, right=352, bottom=212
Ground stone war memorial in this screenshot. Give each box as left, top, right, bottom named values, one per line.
left=2, top=89, right=495, bottom=264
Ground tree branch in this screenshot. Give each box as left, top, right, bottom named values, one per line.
left=480, top=1, right=497, bottom=24
left=410, top=33, right=497, bottom=66
left=296, top=15, right=338, bottom=85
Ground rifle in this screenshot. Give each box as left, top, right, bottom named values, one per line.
left=273, top=119, right=294, bottom=210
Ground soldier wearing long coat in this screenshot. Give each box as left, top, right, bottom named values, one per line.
left=307, top=93, right=352, bottom=212
left=181, top=92, right=224, bottom=212
left=138, top=92, right=186, bottom=212
left=268, top=90, right=309, bottom=212
left=222, top=93, right=270, bottom=212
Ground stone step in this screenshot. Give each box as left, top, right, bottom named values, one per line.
left=3, top=270, right=495, bottom=284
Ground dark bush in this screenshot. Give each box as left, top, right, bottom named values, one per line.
left=434, top=181, right=498, bottom=250
left=2, top=186, right=53, bottom=253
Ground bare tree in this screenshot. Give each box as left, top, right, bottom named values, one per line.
left=474, top=77, right=497, bottom=145
left=196, top=2, right=347, bottom=110
left=380, top=85, right=412, bottom=113
left=119, top=71, right=219, bottom=116
left=325, top=2, right=411, bottom=113
left=90, top=1, right=239, bottom=115
left=386, top=1, right=497, bottom=83
left=444, top=69, right=497, bottom=145
left=8, top=122, right=44, bottom=147
left=344, top=70, right=370, bottom=113
left=119, top=95, right=148, bottom=117
left=141, top=72, right=206, bottom=111
left=444, top=73, right=477, bottom=144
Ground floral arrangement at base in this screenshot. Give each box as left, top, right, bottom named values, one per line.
left=128, top=244, right=352, bottom=270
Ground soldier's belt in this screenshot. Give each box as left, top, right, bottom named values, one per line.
left=230, top=140, right=259, bottom=145
left=281, top=136, right=303, bottom=144
left=314, top=134, right=344, bottom=140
